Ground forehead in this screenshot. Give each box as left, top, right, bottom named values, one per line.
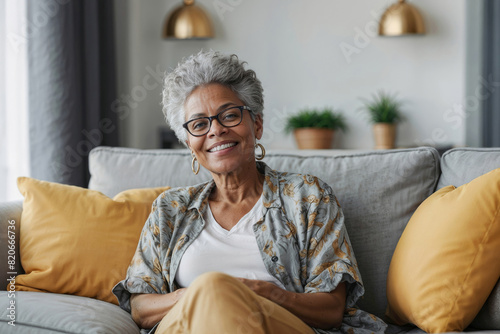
left=184, top=83, right=243, bottom=118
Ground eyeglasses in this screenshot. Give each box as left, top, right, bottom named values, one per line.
left=183, top=106, right=253, bottom=137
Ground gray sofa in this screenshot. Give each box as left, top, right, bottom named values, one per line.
left=0, top=146, right=499, bottom=334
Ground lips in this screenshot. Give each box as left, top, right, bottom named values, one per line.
left=208, top=142, right=237, bottom=152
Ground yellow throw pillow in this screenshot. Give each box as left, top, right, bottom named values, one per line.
left=386, top=168, right=500, bottom=333
left=14, top=177, right=169, bottom=305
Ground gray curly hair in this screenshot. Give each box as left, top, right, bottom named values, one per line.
left=162, top=50, right=264, bottom=145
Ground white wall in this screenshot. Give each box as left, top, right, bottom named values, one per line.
left=116, top=0, right=471, bottom=150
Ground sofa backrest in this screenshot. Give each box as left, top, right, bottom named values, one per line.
left=89, top=146, right=441, bottom=319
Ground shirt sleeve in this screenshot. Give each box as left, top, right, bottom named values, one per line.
left=112, top=197, right=168, bottom=313
left=302, top=179, right=364, bottom=308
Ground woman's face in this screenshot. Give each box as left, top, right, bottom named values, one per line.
left=184, top=83, right=263, bottom=176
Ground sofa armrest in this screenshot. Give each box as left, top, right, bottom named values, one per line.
left=0, top=201, right=24, bottom=290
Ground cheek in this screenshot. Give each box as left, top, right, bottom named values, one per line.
left=186, top=138, right=195, bottom=151
left=190, top=141, right=200, bottom=151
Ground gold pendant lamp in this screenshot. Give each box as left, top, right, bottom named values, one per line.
left=379, top=0, right=425, bottom=36
left=163, top=0, right=214, bottom=40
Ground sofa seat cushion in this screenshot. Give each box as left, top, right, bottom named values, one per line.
left=0, top=291, right=139, bottom=333
left=89, top=146, right=441, bottom=319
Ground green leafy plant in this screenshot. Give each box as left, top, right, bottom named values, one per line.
left=285, top=108, right=347, bottom=133
left=361, top=91, right=404, bottom=124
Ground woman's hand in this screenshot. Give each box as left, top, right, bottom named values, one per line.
left=237, top=278, right=346, bottom=330
left=236, top=278, right=282, bottom=301
left=130, top=288, right=187, bottom=329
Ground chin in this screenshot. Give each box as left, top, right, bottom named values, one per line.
left=207, top=158, right=251, bottom=175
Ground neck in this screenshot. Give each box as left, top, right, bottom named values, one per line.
left=210, top=163, right=264, bottom=204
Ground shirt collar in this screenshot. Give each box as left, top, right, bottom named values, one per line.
left=257, top=161, right=282, bottom=209
left=186, top=180, right=215, bottom=214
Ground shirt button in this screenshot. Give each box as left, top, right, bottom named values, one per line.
left=271, top=256, right=278, bottom=262
left=184, top=235, right=189, bottom=242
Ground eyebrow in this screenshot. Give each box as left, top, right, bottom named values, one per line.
left=187, top=103, right=237, bottom=120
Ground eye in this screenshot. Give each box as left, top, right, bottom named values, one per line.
left=190, top=119, right=209, bottom=131
left=221, top=110, right=239, bottom=121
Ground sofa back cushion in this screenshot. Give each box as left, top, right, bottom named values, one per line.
left=89, top=146, right=440, bottom=319
left=437, top=147, right=500, bottom=189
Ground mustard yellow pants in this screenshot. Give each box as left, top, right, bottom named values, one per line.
left=156, top=271, right=315, bottom=334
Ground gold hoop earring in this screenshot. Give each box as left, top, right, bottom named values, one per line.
left=191, top=153, right=200, bottom=175
left=255, top=143, right=266, bottom=161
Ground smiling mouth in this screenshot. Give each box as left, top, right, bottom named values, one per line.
left=208, top=142, right=237, bottom=152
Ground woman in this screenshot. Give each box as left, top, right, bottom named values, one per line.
left=113, top=50, right=387, bottom=334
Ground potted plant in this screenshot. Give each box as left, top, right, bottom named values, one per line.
left=361, top=91, right=404, bottom=149
left=285, top=108, right=347, bottom=149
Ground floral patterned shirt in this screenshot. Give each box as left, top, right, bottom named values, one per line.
left=112, top=162, right=387, bottom=334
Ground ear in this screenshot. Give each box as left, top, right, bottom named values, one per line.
left=254, top=114, right=264, bottom=140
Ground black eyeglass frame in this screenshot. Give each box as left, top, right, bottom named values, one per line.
left=182, top=105, right=253, bottom=137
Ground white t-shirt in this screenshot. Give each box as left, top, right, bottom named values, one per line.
left=175, top=197, right=285, bottom=289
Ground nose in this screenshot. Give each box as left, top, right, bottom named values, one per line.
left=207, top=117, right=228, bottom=137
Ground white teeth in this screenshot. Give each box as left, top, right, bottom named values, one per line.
left=209, top=143, right=236, bottom=152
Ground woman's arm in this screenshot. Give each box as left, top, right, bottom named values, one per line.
left=130, top=289, right=186, bottom=329
left=237, top=279, right=346, bottom=330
